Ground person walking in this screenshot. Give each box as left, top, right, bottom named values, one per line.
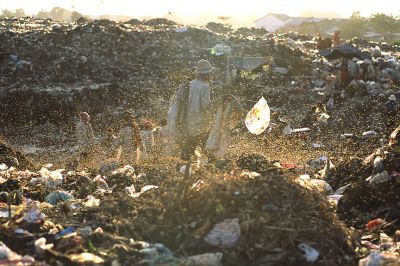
left=175, top=59, right=216, bottom=175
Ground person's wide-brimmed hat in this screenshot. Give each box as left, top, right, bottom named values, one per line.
left=196, top=59, right=216, bottom=75
left=389, top=94, right=396, bottom=101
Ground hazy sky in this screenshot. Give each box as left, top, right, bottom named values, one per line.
left=1, top=0, right=399, bottom=25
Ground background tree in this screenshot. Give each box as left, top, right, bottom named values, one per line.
left=49, top=7, right=66, bottom=21
left=1, top=9, right=15, bottom=17
left=206, top=22, right=232, bottom=34
left=71, top=11, right=84, bottom=22
left=1, top=8, right=26, bottom=18
left=14, top=8, right=25, bottom=17
left=369, top=13, right=400, bottom=34
left=341, top=11, right=368, bottom=39
left=36, top=9, right=50, bottom=19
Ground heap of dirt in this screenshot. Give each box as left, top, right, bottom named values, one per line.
left=0, top=136, right=33, bottom=169
left=33, top=160, right=356, bottom=265
left=337, top=175, right=400, bottom=229
left=0, top=16, right=313, bottom=130
left=326, top=158, right=373, bottom=190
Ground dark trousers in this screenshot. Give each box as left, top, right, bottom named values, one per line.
left=180, top=132, right=209, bottom=161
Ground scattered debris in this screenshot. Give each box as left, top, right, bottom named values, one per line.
left=1, top=15, right=400, bottom=265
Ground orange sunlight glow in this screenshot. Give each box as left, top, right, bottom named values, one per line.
left=1, top=0, right=399, bottom=26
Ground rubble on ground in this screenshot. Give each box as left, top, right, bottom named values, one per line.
left=0, top=157, right=355, bottom=265
left=1, top=16, right=400, bottom=265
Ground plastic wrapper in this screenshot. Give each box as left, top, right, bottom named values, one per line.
left=245, top=97, right=270, bottom=135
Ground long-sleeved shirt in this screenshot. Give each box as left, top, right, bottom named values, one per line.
left=177, top=79, right=211, bottom=137
left=75, top=121, right=95, bottom=150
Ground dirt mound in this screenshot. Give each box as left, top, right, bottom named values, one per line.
left=38, top=165, right=355, bottom=265
left=327, top=158, right=372, bottom=190
left=0, top=136, right=32, bottom=169
left=236, top=153, right=271, bottom=172
left=337, top=173, right=400, bottom=229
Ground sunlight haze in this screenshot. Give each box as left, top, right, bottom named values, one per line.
left=1, top=0, right=399, bottom=25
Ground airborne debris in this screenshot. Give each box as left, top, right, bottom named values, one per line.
left=0, top=14, right=400, bottom=266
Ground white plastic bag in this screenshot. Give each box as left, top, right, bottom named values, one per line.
left=298, top=243, right=319, bottom=263
left=317, top=113, right=330, bottom=124
left=206, top=97, right=243, bottom=157
left=39, top=167, right=64, bottom=188
left=206, top=105, right=225, bottom=152
left=184, top=252, right=223, bottom=266
left=166, top=82, right=188, bottom=138
left=167, top=101, right=177, bottom=136
left=34, top=238, right=54, bottom=256
left=245, top=97, right=270, bottom=135
left=204, top=218, right=241, bottom=248
left=359, top=251, right=400, bottom=266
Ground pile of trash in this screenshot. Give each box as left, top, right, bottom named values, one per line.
left=0, top=153, right=356, bottom=265
left=2, top=15, right=400, bottom=266
left=283, top=125, right=400, bottom=265
left=0, top=137, right=32, bottom=169
left=0, top=17, right=312, bottom=129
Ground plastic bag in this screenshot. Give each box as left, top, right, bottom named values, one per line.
left=326, top=97, right=334, bottom=111
left=68, top=253, right=104, bottom=264
left=367, top=170, right=390, bottom=186
left=298, top=243, right=319, bottom=263
left=317, top=113, right=330, bottom=123
left=167, top=101, right=177, bottom=136
left=139, top=243, right=177, bottom=265
left=83, top=196, right=100, bottom=208
left=167, top=82, right=190, bottom=139
left=39, top=167, right=64, bottom=188
left=45, top=191, right=74, bottom=205
left=245, top=97, right=270, bottom=135
left=22, top=208, right=46, bottom=223
left=34, top=238, right=53, bottom=256
left=184, top=252, right=223, bottom=266
left=359, top=251, right=400, bottom=266
left=206, top=106, right=224, bottom=151
left=204, top=218, right=241, bottom=248
left=206, top=96, right=244, bottom=157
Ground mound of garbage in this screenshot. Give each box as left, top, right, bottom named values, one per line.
left=0, top=154, right=355, bottom=265
left=2, top=15, right=400, bottom=266
left=0, top=16, right=310, bottom=128
left=0, top=137, right=32, bottom=169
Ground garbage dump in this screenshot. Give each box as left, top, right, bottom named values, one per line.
left=0, top=14, right=400, bottom=266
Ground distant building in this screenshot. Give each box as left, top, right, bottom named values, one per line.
left=254, top=14, right=290, bottom=32
left=255, top=13, right=325, bottom=32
